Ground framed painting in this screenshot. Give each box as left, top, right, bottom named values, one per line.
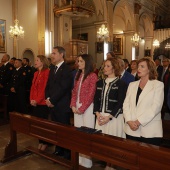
left=77, top=33, right=88, bottom=41
left=96, top=42, right=104, bottom=53
left=113, top=37, right=123, bottom=55
left=0, top=19, right=6, bottom=53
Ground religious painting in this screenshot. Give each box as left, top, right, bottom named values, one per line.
left=113, top=37, right=123, bottom=55
left=77, top=33, right=88, bottom=41
left=0, top=19, right=6, bottom=53
left=145, top=49, right=151, bottom=57
left=96, top=42, right=103, bottom=53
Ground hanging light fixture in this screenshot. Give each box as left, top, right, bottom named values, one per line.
left=131, top=33, right=141, bottom=46
left=9, top=19, right=24, bottom=39
left=97, top=24, right=109, bottom=40
left=153, top=39, right=160, bottom=48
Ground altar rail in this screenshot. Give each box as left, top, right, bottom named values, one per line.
left=1, top=112, right=170, bottom=170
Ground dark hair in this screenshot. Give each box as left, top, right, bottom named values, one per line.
left=11, top=57, right=16, bottom=60
left=137, top=57, right=158, bottom=80
left=105, top=58, right=121, bottom=77
left=37, top=55, right=49, bottom=70
left=23, top=57, right=29, bottom=63
left=107, top=51, right=116, bottom=58
left=75, top=54, right=94, bottom=81
left=16, top=59, right=22, bottom=62
left=53, top=46, right=66, bottom=58
left=123, top=59, right=129, bottom=64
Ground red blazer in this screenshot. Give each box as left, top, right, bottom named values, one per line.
left=70, top=72, right=98, bottom=113
left=30, top=69, right=49, bottom=105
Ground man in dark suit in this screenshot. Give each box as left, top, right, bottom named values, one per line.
left=123, top=58, right=131, bottom=73
left=160, top=58, right=170, bottom=119
left=154, top=58, right=163, bottom=81
left=45, top=46, right=72, bottom=159
left=119, top=58, right=135, bottom=86
left=0, top=54, right=14, bottom=95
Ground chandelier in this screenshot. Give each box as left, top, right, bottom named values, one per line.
left=9, top=19, right=24, bottom=39
left=131, top=33, right=140, bottom=46
left=153, top=39, right=160, bottom=48
left=97, top=24, right=109, bottom=39
left=53, top=0, right=94, bottom=18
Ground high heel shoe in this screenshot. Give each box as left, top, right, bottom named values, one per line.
left=40, top=144, right=47, bottom=151
left=38, top=143, right=43, bottom=150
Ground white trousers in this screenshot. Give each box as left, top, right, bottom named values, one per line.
left=74, top=102, right=95, bottom=168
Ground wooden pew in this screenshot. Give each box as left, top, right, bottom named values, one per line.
left=1, top=112, right=170, bottom=170
left=0, top=94, right=8, bottom=123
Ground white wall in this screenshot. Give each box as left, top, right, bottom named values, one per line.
left=0, top=0, right=13, bottom=60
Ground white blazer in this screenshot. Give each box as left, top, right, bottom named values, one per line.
left=123, top=80, right=164, bottom=138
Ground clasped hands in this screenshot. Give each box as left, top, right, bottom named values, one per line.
left=72, top=107, right=82, bottom=114
left=96, top=112, right=110, bottom=126
left=127, top=120, right=141, bottom=131
left=30, top=100, right=37, bottom=107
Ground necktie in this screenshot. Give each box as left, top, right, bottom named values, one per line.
left=54, top=66, right=58, bottom=74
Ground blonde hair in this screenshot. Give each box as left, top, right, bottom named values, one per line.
left=37, top=55, right=49, bottom=70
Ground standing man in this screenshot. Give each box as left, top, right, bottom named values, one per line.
left=45, top=46, right=72, bottom=159
left=118, top=58, right=135, bottom=86
left=154, top=58, right=163, bottom=81
left=22, top=57, right=33, bottom=110
left=8, top=59, right=27, bottom=114
left=0, top=54, right=14, bottom=95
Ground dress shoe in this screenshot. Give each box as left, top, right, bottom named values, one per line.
left=53, top=151, right=64, bottom=157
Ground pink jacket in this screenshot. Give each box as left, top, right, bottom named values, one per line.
left=70, top=72, right=98, bottom=113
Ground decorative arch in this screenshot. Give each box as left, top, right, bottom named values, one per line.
left=113, top=0, right=134, bottom=31
left=139, top=13, right=153, bottom=37
left=22, top=48, right=35, bottom=66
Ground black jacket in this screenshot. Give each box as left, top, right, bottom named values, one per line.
left=94, top=78, right=127, bottom=118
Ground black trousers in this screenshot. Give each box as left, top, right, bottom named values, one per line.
left=49, top=107, right=71, bottom=159
left=32, top=105, right=49, bottom=144
left=126, top=134, right=162, bottom=146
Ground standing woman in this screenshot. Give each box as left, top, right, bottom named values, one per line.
left=123, top=57, right=164, bottom=146
left=70, top=54, right=98, bottom=168
left=130, top=59, right=139, bottom=80
left=30, top=55, right=50, bottom=150
left=94, top=58, right=127, bottom=170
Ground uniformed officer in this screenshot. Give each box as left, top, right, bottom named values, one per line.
left=22, top=58, right=33, bottom=106
left=8, top=59, right=28, bottom=114
left=0, top=54, right=14, bottom=95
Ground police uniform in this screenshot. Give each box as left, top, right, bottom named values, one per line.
left=0, top=62, right=14, bottom=95
left=8, top=67, right=28, bottom=114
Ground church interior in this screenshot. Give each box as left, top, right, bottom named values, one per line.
left=0, top=0, right=170, bottom=169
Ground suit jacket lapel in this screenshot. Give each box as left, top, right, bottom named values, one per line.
left=54, top=62, right=64, bottom=78
left=137, top=80, right=154, bottom=106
